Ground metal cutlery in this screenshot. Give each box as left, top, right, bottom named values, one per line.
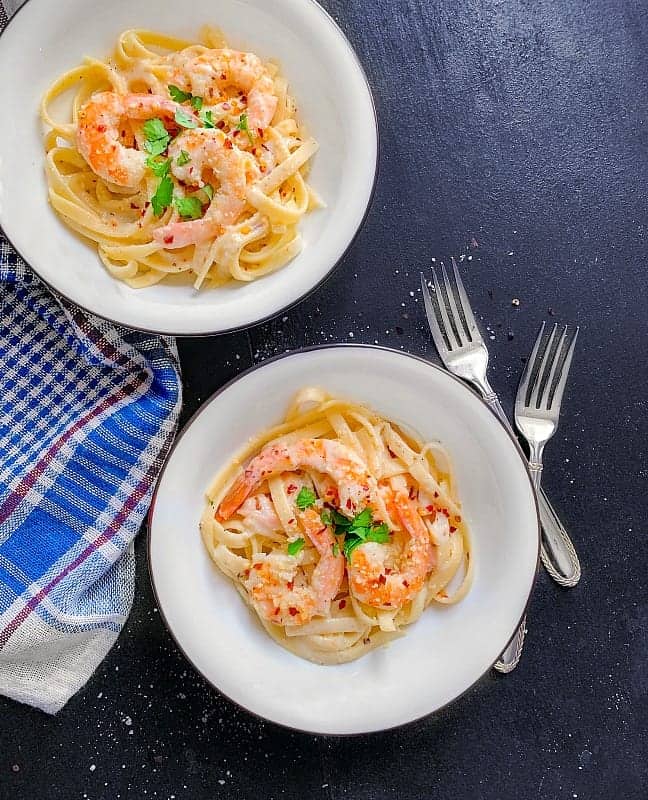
left=420, top=259, right=580, bottom=672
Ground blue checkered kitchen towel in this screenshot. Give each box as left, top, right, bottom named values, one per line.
left=0, top=0, right=181, bottom=717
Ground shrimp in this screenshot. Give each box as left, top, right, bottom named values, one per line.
left=347, top=486, right=436, bottom=610
left=167, top=46, right=278, bottom=130
left=152, top=127, right=257, bottom=249
left=76, top=92, right=185, bottom=188
left=239, top=494, right=282, bottom=537
left=244, top=507, right=344, bottom=626
left=216, top=438, right=376, bottom=522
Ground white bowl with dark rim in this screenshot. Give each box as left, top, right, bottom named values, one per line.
left=148, top=345, right=540, bottom=735
left=0, top=0, right=377, bottom=335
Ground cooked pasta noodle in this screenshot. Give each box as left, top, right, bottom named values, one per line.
left=201, top=388, right=472, bottom=664
left=40, top=27, right=321, bottom=289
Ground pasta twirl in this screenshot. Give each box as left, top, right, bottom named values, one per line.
left=201, top=388, right=473, bottom=665
left=40, top=27, right=321, bottom=290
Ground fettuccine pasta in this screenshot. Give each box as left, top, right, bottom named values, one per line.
left=201, top=388, right=472, bottom=664
left=40, top=27, right=321, bottom=289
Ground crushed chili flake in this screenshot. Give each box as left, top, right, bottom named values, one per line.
left=96, top=124, right=107, bottom=133
left=216, top=120, right=226, bottom=129
left=288, top=607, right=298, bottom=617
left=163, top=235, right=174, bottom=245
left=403, top=579, right=410, bottom=587
left=274, top=607, right=280, bottom=616
left=408, top=486, right=418, bottom=500
left=384, top=568, right=392, bottom=575
left=378, top=574, right=387, bottom=585
left=338, top=599, right=346, bottom=610
left=387, top=447, right=397, bottom=459
left=346, top=498, right=352, bottom=509
left=286, top=581, right=294, bottom=591
left=449, top=526, right=457, bottom=533
left=425, top=504, right=434, bottom=512
left=287, top=518, right=295, bottom=525
left=253, top=563, right=263, bottom=571
left=224, top=139, right=233, bottom=149
left=434, top=491, right=439, bottom=498
left=287, top=484, right=297, bottom=494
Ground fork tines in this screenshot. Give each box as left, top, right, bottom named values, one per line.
left=518, top=322, right=579, bottom=412
left=420, top=258, right=479, bottom=353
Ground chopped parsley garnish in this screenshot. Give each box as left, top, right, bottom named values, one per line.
left=295, top=487, right=316, bottom=510
left=145, top=156, right=171, bottom=178
left=174, top=195, right=203, bottom=220
left=151, top=175, right=174, bottom=217
left=287, top=538, right=305, bottom=557
left=203, top=184, right=214, bottom=200
left=320, top=506, right=391, bottom=561
left=236, top=112, right=255, bottom=145
left=176, top=150, right=191, bottom=167
left=174, top=108, right=198, bottom=129
left=168, top=84, right=191, bottom=103
left=332, top=542, right=340, bottom=557
left=199, top=109, right=215, bottom=128
left=169, top=84, right=204, bottom=112
left=142, top=118, right=171, bottom=156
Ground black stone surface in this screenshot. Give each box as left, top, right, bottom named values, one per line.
left=1, top=0, right=647, bottom=798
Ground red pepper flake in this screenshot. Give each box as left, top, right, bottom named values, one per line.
left=163, top=235, right=174, bottom=245
left=224, top=139, right=233, bottom=150
left=97, top=124, right=107, bottom=133
left=144, top=201, right=150, bottom=208
left=287, top=484, right=297, bottom=494
left=378, top=574, right=387, bottom=585
left=450, top=526, right=457, bottom=533
left=243, top=569, right=250, bottom=578
left=232, top=129, right=240, bottom=137
left=346, top=498, right=352, bottom=510
left=425, top=505, right=434, bottom=512
left=434, top=491, right=439, bottom=498
left=216, top=120, right=226, bottom=129
left=442, top=509, right=450, bottom=517
left=338, top=599, right=346, bottom=610
left=274, top=607, right=280, bottom=616
left=287, top=518, right=295, bottom=525
left=253, top=563, right=263, bottom=571
left=220, top=72, right=227, bottom=80
left=130, top=202, right=138, bottom=210
left=403, top=579, right=410, bottom=588
left=286, top=581, right=294, bottom=591
left=387, top=447, right=397, bottom=459
left=455, top=515, right=462, bottom=523
left=241, top=95, right=248, bottom=103
left=121, top=129, right=126, bottom=138
left=385, top=568, right=392, bottom=575
left=257, top=127, right=264, bottom=137
left=288, top=607, right=298, bottom=617
left=408, top=486, right=418, bottom=500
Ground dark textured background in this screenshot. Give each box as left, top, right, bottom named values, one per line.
left=1, top=0, right=647, bottom=797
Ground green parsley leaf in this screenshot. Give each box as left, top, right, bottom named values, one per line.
left=168, top=84, right=192, bottom=103
left=191, top=95, right=204, bottom=111
left=176, top=150, right=191, bottom=167
left=352, top=508, right=373, bottom=528
left=287, top=538, right=305, bottom=557
left=320, top=508, right=333, bottom=527
left=203, top=183, right=214, bottom=200
left=145, top=156, right=170, bottom=178
left=173, top=195, right=203, bottom=220
left=331, top=509, right=352, bottom=529
left=236, top=112, right=255, bottom=145
left=295, top=487, right=316, bottom=510
left=199, top=109, right=215, bottom=128
left=151, top=175, right=174, bottom=217
left=175, top=109, right=198, bottom=129
left=367, top=523, right=390, bottom=544
left=332, top=542, right=340, bottom=557
left=143, top=118, right=169, bottom=143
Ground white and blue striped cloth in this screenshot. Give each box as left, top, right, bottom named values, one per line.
left=0, top=0, right=182, bottom=714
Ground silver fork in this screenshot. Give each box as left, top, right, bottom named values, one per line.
left=515, top=322, right=579, bottom=504
left=420, top=260, right=581, bottom=671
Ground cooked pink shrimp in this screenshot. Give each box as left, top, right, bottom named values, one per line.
left=347, top=487, right=436, bottom=610
left=216, top=438, right=376, bottom=522
left=244, top=507, right=344, bottom=626
left=152, top=127, right=257, bottom=249
left=167, top=46, right=278, bottom=130
left=76, top=92, right=185, bottom=188
left=239, top=494, right=282, bottom=537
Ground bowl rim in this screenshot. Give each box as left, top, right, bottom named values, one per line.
left=147, top=343, right=541, bottom=735
left=0, top=0, right=379, bottom=337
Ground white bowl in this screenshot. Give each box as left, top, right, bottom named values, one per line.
left=149, top=346, right=540, bottom=734
left=0, top=0, right=377, bottom=334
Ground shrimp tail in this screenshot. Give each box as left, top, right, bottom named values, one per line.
left=216, top=473, right=250, bottom=521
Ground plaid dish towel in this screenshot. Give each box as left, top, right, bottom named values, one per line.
left=0, top=0, right=182, bottom=715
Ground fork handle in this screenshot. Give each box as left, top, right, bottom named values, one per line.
left=483, top=393, right=581, bottom=588
left=495, top=615, right=527, bottom=673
